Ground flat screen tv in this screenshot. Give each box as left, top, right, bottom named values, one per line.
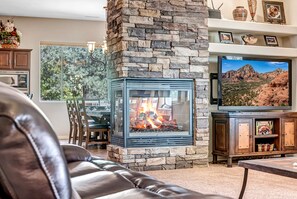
left=218, top=56, right=292, bottom=111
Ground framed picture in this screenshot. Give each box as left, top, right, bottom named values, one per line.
left=218, top=31, right=234, bottom=44
left=256, top=120, right=274, bottom=135
left=264, top=35, right=278, bottom=46
left=263, top=1, right=286, bottom=24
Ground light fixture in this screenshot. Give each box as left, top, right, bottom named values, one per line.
left=87, top=41, right=96, bottom=54
left=87, top=41, right=107, bottom=71
left=101, top=40, right=107, bottom=53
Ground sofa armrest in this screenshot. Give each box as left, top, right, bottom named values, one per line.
left=62, top=144, right=93, bottom=163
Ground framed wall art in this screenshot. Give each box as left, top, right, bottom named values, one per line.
left=264, top=35, right=278, bottom=46
left=218, top=31, right=234, bottom=44
left=263, top=1, right=286, bottom=24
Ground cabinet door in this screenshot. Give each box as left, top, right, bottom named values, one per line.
left=235, top=119, right=252, bottom=154
left=213, top=119, right=228, bottom=153
left=282, top=119, right=297, bottom=150
left=0, top=51, right=13, bottom=69
left=13, top=51, right=31, bottom=70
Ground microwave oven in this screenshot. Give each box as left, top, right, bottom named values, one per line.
left=0, top=70, right=30, bottom=93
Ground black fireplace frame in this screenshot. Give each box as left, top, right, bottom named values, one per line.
left=110, top=78, right=194, bottom=148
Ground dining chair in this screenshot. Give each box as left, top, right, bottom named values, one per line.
left=76, top=98, right=110, bottom=149
left=66, top=99, right=78, bottom=144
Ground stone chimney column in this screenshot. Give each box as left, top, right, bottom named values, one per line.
left=106, top=0, right=210, bottom=168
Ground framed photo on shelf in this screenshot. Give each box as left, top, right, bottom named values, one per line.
left=256, top=120, right=274, bottom=135
left=263, top=1, right=286, bottom=24
left=218, top=31, right=234, bottom=44
left=264, top=35, right=278, bottom=46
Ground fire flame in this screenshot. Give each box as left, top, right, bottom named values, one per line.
left=135, top=102, right=164, bottom=129
left=147, top=118, right=158, bottom=129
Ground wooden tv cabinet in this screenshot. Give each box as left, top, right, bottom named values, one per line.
left=212, top=112, right=297, bottom=167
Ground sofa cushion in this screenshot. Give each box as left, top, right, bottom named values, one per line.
left=71, top=171, right=136, bottom=199
left=63, top=144, right=93, bottom=163
left=113, top=169, right=152, bottom=182
left=68, top=161, right=103, bottom=177
left=93, top=188, right=162, bottom=199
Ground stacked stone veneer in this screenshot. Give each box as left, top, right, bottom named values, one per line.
left=106, top=0, right=209, bottom=170
left=107, top=145, right=209, bottom=171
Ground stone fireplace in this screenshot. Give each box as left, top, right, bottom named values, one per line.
left=106, top=0, right=209, bottom=170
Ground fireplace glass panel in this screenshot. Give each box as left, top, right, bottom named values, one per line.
left=129, top=90, right=190, bottom=137
left=113, top=90, right=123, bottom=137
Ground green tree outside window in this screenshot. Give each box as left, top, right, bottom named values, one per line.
left=40, top=45, right=108, bottom=101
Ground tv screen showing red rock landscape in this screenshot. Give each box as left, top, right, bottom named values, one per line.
left=219, top=57, right=291, bottom=111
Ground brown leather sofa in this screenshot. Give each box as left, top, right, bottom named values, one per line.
left=0, top=83, right=231, bottom=199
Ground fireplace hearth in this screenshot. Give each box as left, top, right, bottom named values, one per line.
left=111, top=78, right=193, bottom=148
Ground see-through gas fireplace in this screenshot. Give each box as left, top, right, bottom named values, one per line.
left=111, top=78, right=193, bottom=147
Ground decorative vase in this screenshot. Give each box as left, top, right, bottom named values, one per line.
left=247, top=0, right=257, bottom=21
left=233, top=6, right=248, bottom=21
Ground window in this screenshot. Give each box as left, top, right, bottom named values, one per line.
left=40, top=43, right=108, bottom=101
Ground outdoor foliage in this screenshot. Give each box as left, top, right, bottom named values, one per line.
left=40, top=45, right=108, bottom=101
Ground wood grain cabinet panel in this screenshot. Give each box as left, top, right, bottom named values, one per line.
left=237, top=121, right=252, bottom=152
left=215, top=122, right=227, bottom=151
left=13, top=51, right=31, bottom=70
left=282, top=119, right=297, bottom=150
left=0, top=49, right=32, bottom=70
left=0, top=51, right=13, bottom=69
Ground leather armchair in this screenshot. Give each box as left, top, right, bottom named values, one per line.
left=0, top=83, right=231, bottom=199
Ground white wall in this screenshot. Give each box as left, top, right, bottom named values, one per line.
left=284, top=0, right=297, bottom=25
left=0, top=16, right=106, bottom=138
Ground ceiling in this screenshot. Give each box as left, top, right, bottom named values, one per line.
left=0, top=0, right=107, bottom=21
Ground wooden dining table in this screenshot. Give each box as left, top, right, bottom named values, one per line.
left=87, top=110, right=110, bottom=125
left=85, top=104, right=110, bottom=124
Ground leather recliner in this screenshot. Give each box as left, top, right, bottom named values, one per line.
left=0, top=82, right=231, bottom=199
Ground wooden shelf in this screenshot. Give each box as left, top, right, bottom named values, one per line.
left=209, top=43, right=297, bottom=58
left=208, top=18, right=297, bottom=37
left=255, top=134, right=279, bottom=139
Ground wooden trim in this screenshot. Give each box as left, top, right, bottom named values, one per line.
left=40, top=41, right=102, bottom=48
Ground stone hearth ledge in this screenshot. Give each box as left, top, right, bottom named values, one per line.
left=107, top=144, right=209, bottom=171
